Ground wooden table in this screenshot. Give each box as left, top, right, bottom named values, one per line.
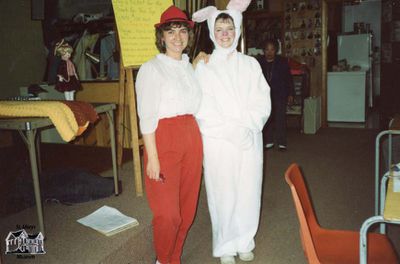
left=0, top=103, right=119, bottom=237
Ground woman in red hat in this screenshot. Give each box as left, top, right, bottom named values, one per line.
left=135, top=5, right=202, bottom=264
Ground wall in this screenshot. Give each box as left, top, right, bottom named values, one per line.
left=215, top=0, right=284, bottom=11
left=0, top=1, right=46, bottom=99
left=269, top=0, right=284, bottom=12
left=174, top=0, right=187, bottom=10
left=343, top=0, right=381, bottom=41
left=57, top=0, right=111, bottom=19
left=343, top=0, right=381, bottom=95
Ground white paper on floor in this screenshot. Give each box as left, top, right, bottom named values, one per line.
left=77, top=205, right=139, bottom=236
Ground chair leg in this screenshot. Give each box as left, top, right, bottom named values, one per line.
left=380, top=175, right=389, bottom=234
left=360, top=216, right=386, bottom=264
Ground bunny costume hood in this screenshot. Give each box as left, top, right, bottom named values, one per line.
left=192, top=0, right=251, bottom=55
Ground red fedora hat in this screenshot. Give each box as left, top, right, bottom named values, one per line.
left=154, top=5, right=194, bottom=28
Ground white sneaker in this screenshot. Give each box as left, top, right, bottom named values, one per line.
left=239, top=251, right=254, bottom=261
left=220, top=255, right=236, bottom=264
left=265, top=143, right=274, bottom=149
left=278, top=145, right=287, bottom=151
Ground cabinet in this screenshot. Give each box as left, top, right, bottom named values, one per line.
left=243, top=11, right=283, bottom=55
left=288, top=73, right=308, bottom=115
left=283, top=0, right=323, bottom=99
left=288, top=61, right=310, bottom=129
left=327, top=72, right=366, bottom=122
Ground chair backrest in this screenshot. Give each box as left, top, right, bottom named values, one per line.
left=285, top=163, right=320, bottom=263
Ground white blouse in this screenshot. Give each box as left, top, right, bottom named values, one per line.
left=135, top=53, right=201, bottom=134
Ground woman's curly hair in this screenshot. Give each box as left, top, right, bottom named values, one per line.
left=155, top=21, right=194, bottom=54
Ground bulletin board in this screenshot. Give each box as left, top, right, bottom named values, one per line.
left=283, top=0, right=323, bottom=97
left=111, top=0, right=172, bottom=67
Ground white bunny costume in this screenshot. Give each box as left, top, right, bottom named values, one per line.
left=193, top=0, right=271, bottom=258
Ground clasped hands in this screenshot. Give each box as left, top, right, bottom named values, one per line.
left=225, top=124, right=254, bottom=150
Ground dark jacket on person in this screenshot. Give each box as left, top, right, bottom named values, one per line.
left=258, top=55, right=294, bottom=101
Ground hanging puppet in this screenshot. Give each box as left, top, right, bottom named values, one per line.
left=193, top=0, right=271, bottom=263
left=54, top=39, right=81, bottom=101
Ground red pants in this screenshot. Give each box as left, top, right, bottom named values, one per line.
left=144, top=115, right=203, bottom=264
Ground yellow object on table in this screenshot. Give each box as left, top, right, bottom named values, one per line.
left=0, top=101, right=78, bottom=141
left=0, top=101, right=98, bottom=141
left=384, top=177, right=400, bottom=221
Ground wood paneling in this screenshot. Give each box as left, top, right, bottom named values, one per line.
left=0, top=131, right=13, bottom=147
left=283, top=0, right=327, bottom=126
left=269, top=1, right=284, bottom=12
left=77, top=82, right=120, bottom=103
left=74, top=81, right=132, bottom=148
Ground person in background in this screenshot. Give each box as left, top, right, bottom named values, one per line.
left=135, top=6, right=203, bottom=264
left=192, top=0, right=271, bottom=263
left=258, top=39, right=294, bottom=151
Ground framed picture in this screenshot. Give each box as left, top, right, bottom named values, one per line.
left=242, top=11, right=283, bottom=56
left=247, top=0, right=269, bottom=11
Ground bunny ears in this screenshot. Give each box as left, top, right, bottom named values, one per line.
left=226, top=0, right=252, bottom=13
left=192, top=6, right=218, bottom=23
left=192, top=0, right=251, bottom=22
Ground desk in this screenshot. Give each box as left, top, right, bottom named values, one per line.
left=360, top=172, right=400, bottom=264
left=0, top=103, right=119, bottom=237
left=384, top=178, right=400, bottom=220
left=374, top=129, right=400, bottom=225
left=361, top=119, right=400, bottom=263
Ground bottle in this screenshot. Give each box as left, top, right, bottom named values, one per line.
left=359, top=22, right=365, bottom=33
left=366, top=23, right=371, bottom=33
left=353, top=22, right=359, bottom=33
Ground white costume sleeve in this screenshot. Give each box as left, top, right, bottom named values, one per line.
left=195, top=62, right=255, bottom=150
left=240, top=58, right=271, bottom=132
left=135, top=62, right=161, bottom=134
left=195, top=62, right=225, bottom=136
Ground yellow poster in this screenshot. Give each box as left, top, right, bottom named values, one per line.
left=112, top=0, right=172, bottom=67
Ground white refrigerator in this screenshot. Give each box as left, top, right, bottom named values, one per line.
left=328, top=71, right=366, bottom=122
left=328, top=33, right=373, bottom=122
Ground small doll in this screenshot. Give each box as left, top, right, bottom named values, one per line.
left=54, top=39, right=81, bottom=101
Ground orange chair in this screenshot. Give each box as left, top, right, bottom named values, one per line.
left=285, top=163, right=398, bottom=264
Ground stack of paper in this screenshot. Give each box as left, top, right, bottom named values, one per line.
left=77, top=205, right=139, bottom=236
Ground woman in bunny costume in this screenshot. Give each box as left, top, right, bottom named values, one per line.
left=193, top=1, right=271, bottom=263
